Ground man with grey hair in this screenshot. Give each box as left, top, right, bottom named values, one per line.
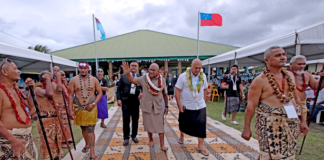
left=289, top=55, right=324, bottom=120
left=242, top=46, right=309, bottom=159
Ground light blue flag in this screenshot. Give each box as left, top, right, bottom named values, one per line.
left=95, top=18, right=106, bottom=40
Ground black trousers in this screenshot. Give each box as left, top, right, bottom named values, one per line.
left=122, top=98, right=140, bottom=140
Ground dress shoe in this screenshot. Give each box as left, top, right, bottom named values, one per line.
left=123, top=139, right=129, bottom=146
left=132, top=137, right=139, bottom=143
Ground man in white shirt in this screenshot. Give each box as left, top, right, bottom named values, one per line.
left=308, top=88, right=324, bottom=121
left=175, top=59, right=209, bottom=156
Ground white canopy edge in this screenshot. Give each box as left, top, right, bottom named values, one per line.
left=0, top=42, right=78, bottom=71
left=203, top=21, right=324, bottom=67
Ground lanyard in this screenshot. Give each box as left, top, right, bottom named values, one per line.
left=231, top=75, right=237, bottom=85
left=191, top=72, right=200, bottom=87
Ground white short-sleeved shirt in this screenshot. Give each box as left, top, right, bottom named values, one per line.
left=141, top=69, right=147, bottom=76
left=310, top=88, right=324, bottom=106
left=305, top=87, right=315, bottom=99
left=175, top=72, right=208, bottom=110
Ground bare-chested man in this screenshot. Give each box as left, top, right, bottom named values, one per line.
left=53, top=66, right=60, bottom=79
left=52, top=70, right=73, bottom=148
left=68, top=61, right=102, bottom=160
left=33, top=71, right=63, bottom=159
left=0, top=58, right=37, bottom=159
left=289, top=55, right=324, bottom=119
left=242, top=46, right=309, bottom=159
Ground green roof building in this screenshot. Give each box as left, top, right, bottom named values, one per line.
left=51, top=30, right=237, bottom=77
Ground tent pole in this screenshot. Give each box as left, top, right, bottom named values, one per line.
left=208, top=59, right=211, bottom=82
left=295, top=32, right=301, bottom=55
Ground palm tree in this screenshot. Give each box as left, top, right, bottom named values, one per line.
left=28, top=44, right=50, bottom=53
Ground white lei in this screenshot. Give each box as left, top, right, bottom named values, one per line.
left=146, top=73, right=163, bottom=91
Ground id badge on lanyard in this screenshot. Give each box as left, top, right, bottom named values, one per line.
left=283, top=101, right=298, bottom=119
left=130, top=83, right=136, bottom=95
left=192, top=90, right=199, bottom=97
left=231, top=76, right=237, bottom=91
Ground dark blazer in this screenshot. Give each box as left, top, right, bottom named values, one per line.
left=117, top=74, right=142, bottom=101
left=166, top=77, right=175, bottom=88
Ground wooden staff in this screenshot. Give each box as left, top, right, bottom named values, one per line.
left=62, top=90, right=76, bottom=150
left=299, top=64, right=324, bottom=155
left=52, top=98, right=74, bottom=160
left=28, top=86, right=53, bottom=160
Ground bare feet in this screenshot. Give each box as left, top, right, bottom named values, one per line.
left=160, top=146, right=168, bottom=152
left=61, top=143, right=68, bottom=148
left=149, top=141, right=154, bottom=147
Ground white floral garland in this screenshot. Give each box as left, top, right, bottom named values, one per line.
left=185, top=67, right=204, bottom=91
left=145, top=73, right=163, bottom=91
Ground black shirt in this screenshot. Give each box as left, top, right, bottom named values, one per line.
left=97, top=78, right=108, bottom=95
left=223, top=74, right=241, bottom=97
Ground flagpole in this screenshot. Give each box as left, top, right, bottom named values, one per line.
left=197, top=11, right=200, bottom=59
left=92, top=14, right=98, bottom=71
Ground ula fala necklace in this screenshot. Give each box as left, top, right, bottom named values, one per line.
left=79, top=74, right=91, bottom=103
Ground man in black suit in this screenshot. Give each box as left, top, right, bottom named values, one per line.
left=117, top=61, right=141, bottom=146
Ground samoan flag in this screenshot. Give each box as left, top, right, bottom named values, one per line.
left=95, top=18, right=106, bottom=40
left=200, top=13, right=222, bottom=26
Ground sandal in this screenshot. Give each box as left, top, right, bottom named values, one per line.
left=100, top=123, right=107, bottom=128
left=82, top=146, right=89, bottom=153
left=178, top=138, right=184, bottom=144
left=90, top=156, right=98, bottom=160
left=195, top=147, right=209, bottom=156
left=160, top=146, right=168, bottom=152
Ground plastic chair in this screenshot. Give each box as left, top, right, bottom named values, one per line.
left=211, top=89, right=220, bottom=102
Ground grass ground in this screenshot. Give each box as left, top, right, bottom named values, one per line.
left=31, top=103, right=114, bottom=159
left=206, top=97, right=324, bottom=160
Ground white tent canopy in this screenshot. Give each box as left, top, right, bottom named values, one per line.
left=203, top=21, right=324, bottom=67
left=0, top=42, right=78, bottom=72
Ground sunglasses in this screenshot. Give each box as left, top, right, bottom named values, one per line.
left=98, top=70, right=104, bottom=73
left=0, top=58, right=12, bottom=70
left=79, top=63, right=88, bottom=66
left=61, top=74, right=65, bottom=76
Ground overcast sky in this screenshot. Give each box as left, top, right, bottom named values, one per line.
left=0, top=0, right=324, bottom=52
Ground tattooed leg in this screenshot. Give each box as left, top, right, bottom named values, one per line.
left=81, top=126, right=89, bottom=148
left=86, top=126, right=96, bottom=158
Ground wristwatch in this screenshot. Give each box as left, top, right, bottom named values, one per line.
left=92, top=102, right=96, bottom=105
left=165, top=105, right=169, bottom=108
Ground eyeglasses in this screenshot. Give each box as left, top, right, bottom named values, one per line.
left=0, top=58, right=12, bottom=70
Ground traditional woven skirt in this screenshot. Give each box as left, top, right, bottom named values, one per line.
left=178, top=107, right=206, bottom=138
left=74, top=105, right=98, bottom=126
left=58, top=104, right=73, bottom=143
left=0, top=127, right=38, bottom=160
left=255, top=102, right=300, bottom=160
left=300, top=99, right=308, bottom=114
left=37, top=110, right=62, bottom=160
left=225, top=96, right=240, bottom=113
left=97, top=94, right=108, bottom=119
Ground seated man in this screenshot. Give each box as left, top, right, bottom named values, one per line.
left=308, top=88, right=324, bottom=121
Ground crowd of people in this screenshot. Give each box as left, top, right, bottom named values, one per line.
left=0, top=46, right=323, bottom=159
